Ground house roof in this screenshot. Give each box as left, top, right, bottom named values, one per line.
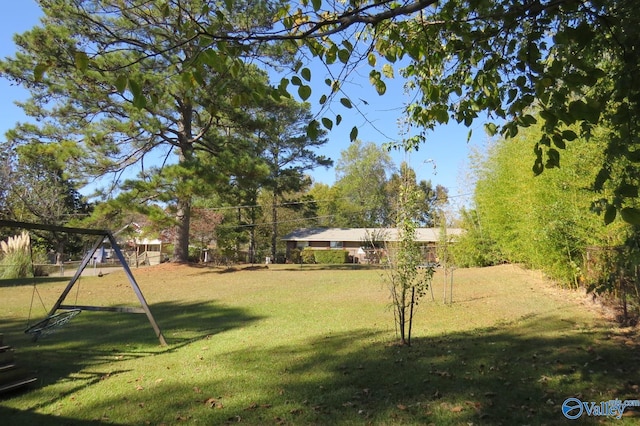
left=282, top=227, right=464, bottom=243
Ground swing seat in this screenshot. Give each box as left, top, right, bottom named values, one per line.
left=24, top=309, right=82, bottom=340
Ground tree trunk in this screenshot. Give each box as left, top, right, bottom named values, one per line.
left=249, top=205, right=256, bottom=264
left=271, top=193, right=278, bottom=262
left=172, top=100, right=196, bottom=263
left=173, top=194, right=191, bottom=262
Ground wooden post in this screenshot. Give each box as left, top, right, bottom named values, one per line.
left=109, top=233, right=167, bottom=346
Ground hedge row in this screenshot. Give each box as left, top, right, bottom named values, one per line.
left=300, top=248, right=349, bottom=264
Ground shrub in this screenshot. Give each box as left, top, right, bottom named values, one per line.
left=0, top=232, right=33, bottom=279
left=301, top=248, right=316, bottom=264
left=289, top=249, right=301, bottom=264
left=314, top=249, right=349, bottom=264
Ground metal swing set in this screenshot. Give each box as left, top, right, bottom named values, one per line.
left=0, top=220, right=167, bottom=346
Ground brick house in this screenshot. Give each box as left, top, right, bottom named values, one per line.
left=282, top=227, right=463, bottom=264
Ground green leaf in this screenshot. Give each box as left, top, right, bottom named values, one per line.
left=128, top=79, right=142, bottom=99
left=367, top=53, right=377, bottom=67
left=298, top=85, right=311, bottom=100
left=325, top=44, right=337, bottom=64
left=369, top=70, right=386, bottom=95
left=201, top=49, right=222, bottom=70
left=382, top=63, right=394, bottom=79
left=338, top=48, right=350, bottom=64
left=33, top=63, right=49, bottom=82
left=484, top=122, right=497, bottom=136
left=349, top=126, right=358, bottom=142
left=319, top=94, right=327, bottom=105
left=434, top=107, right=449, bottom=124
left=160, top=2, right=171, bottom=17
left=133, top=92, right=147, bottom=109
left=75, top=51, right=89, bottom=73
left=562, top=130, right=578, bottom=141
left=594, top=168, right=610, bottom=191
left=311, top=0, right=321, bottom=11
left=621, top=207, right=640, bottom=225
left=321, top=117, right=333, bottom=130
left=115, top=75, right=128, bottom=93
left=604, top=204, right=617, bottom=225
left=192, top=69, right=205, bottom=86
left=545, top=148, right=560, bottom=168
left=340, top=97, right=352, bottom=108
left=291, top=76, right=302, bottom=86
left=384, top=46, right=397, bottom=63
left=300, top=67, right=311, bottom=82
left=520, top=114, right=537, bottom=127
left=307, top=120, right=319, bottom=139
left=616, top=183, right=639, bottom=198
left=568, top=100, right=600, bottom=123
left=552, top=134, right=566, bottom=149
left=626, top=148, right=640, bottom=162
left=336, top=114, right=342, bottom=125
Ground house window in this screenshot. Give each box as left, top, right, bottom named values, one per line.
left=296, top=241, right=309, bottom=249
left=330, top=241, right=343, bottom=249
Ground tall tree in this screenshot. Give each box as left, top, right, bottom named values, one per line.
left=256, top=98, right=332, bottom=259
left=307, top=182, right=349, bottom=228
left=149, top=0, right=640, bottom=225
left=14, top=1, right=640, bottom=228
left=471, top=119, right=629, bottom=284
left=0, top=141, right=91, bottom=258
left=335, top=140, right=395, bottom=227
left=386, top=162, right=449, bottom=227
left=0, top=0, right=288, bottom=262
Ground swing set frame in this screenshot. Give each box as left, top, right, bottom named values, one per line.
left=0, top=219, right=167, bottom=346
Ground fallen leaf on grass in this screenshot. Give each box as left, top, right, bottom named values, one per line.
left=465, top=400, right=482, bottom=410
left=397, top=404, right=407, bottom=410
left=205, top=397, right=224, bottom=409
left=450, top=405, right=464, bottom=412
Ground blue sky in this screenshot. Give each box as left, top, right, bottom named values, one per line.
left=1, top=1, right=486, bottom=207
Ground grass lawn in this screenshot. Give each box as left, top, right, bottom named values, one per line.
left=1, top=263, right=639, bottom=425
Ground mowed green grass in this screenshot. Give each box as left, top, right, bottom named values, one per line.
left=1, top=263, right=639, bottom=425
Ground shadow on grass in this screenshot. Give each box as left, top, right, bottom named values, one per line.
left=50, top=314, right=639, bottom=425
left=0, top=276, right=69, bottom=288
left=3, top=310, right=640, bottom=424
left=0, top=300, right=264, bottom=407
left=273, top=264, right=384, bottom=272
left=0, top=406, right=122, bottom=425
left=209, top=316, right=640, bottom=424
